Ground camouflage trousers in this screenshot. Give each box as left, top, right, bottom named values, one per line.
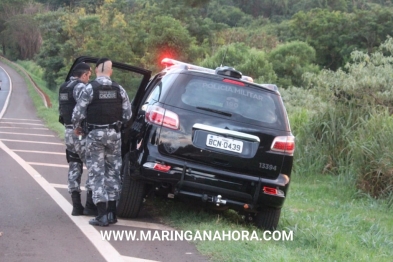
left=65, top=128, right=90, bottom=193
left=86, top=128, right=122, bottom=204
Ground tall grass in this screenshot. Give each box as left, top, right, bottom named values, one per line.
left=351, top=109, right=393, bottom=199
left=290, top=97, right=393, bottom=200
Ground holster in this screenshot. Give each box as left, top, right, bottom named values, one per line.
left=66, top=149, right=82, bottom=164
left=59, top=116, right=65, bottom=125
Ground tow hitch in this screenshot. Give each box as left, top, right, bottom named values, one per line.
left=202, top=194, right=227, bottom=206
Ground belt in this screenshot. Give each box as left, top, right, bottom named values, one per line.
left=65, top=124, right=73, bottom=129
left=87, top=123, right=120, bottom=132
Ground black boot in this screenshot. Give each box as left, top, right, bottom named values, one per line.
left=83, top=191, right=98, bottom=216
left=89, top=202, right=108, bottom=227
left=107, top=200, right=118, bottom=224
left=71, top=191, right=84, bottom=216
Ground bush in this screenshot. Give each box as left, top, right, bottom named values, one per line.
left=294, top=37, right=393, bottom=198
left=351, top=110, right=393, bottom=198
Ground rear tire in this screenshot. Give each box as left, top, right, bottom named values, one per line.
left=254, top=207, right=281, bottom=230
left=117, top=153, right=145, bottom=218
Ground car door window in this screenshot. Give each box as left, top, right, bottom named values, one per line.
left=140, top=80, right=162, bottom=112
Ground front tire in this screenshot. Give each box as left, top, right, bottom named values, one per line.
left=254, top=207, right=281, bottom=230
left=117, top=153, right=145, bottom=218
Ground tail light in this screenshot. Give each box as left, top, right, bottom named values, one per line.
left=223, top=78, right=245, bottom=86
left=263, top=186, right=285, bottom=197
left=263, top=186, right=278, bottom=195
left=153, top=163, right=171, bottom=172
left=145, top=105, right=179, bottom=130
left=143, top=162, right=171, bottom=172
left=271, top=136, right=295, bottom=155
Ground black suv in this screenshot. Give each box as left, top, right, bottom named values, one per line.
left=68, top=57, right=295, bottom=230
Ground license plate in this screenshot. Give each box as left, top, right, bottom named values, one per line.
left=206, top=134, right=243, bottom=153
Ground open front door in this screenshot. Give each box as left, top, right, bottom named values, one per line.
left=66, top=56, right=152, bottom=118
left=66, top=56, right=152, bottom=156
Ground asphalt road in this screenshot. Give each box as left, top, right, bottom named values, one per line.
left=0, top=61, right=211, bottom=262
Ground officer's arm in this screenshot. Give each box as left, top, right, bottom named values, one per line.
left=72, top=84, right=93, bottom=129
left=73, top=82, right=86, bottom=100
left=119, top=86, right=132, bottom=124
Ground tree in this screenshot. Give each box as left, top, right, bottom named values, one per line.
left=206, top=1, right=252, bottom=27
left=288, top=8, right=351, bottom=70
left=35, top=10, right=68, bottom=88
left=143, top=15, right=197, bottom=71
left=268, top=41, right=319, bottom=87
left=0, top=1, right=43, bottom=59
left=4, top=14, right=42, bottom=60
left=347, top=6, right=393, bottom=54
left=201, top=42, right=277, bottom=84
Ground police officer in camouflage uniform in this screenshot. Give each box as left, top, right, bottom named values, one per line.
left=59, top=62, right=97, bottom=216
left=72, top=58, right=132, bottom=226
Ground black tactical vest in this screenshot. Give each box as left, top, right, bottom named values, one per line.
left=86, top=80, right=122, bottom=125
left=58, top=80, right=81, bottom=125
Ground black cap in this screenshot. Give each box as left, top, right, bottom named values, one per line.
left=96, top=57, right=110, bottom=67
left=73, top=63, right=91, bottom=72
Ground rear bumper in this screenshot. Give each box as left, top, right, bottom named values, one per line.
left=134, top=149, right=290, bottom=211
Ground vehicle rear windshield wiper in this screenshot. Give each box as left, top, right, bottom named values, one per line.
left=196, top=107, right=232, bottom=117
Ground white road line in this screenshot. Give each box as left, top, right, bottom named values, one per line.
left=12, top=149, right=65, bottom=155
left=51, top=183, right=86, bottom=191
left=27, top=162, right=87, bottom=171
left=0, top=65, right=12, bottom=119
left=0, top=140, right=126, bottom=262
left=0, top=131, right=55, bottom=137
left=122, top=257, right=159, bottom=262
left=27, top=162, right=69, bottom=168
left=1, top=117, right=41, bottom=121
left=0, top=121, right=45, bottom=126
left=0, top=139, right=63, bottom=145
left=0, top=127, right=49, bottom=130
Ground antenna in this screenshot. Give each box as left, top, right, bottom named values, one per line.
left=220, top=24, right=237, bottom=67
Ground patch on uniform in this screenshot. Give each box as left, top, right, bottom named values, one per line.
left=59, top=93, right=69, bottom=101
left=99, top=90, right=117, bottom=99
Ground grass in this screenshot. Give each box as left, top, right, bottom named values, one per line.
left=4, top=58, right=393, bottom=261
left=146, top=174, right=393, bottom=262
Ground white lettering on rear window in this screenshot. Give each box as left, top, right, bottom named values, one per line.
left=201, top=82, right=265, bottom=101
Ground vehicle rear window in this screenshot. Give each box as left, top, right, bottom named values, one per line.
left=165, top=74, right=288, bottom=130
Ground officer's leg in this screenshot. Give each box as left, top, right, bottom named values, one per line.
left=104, top=129, right=122, bottom=224
left=76, top=135, right=97, bottom=216
left=87, top=130, right=108, bottom=226
left=65, top=129, right=84, bottom=216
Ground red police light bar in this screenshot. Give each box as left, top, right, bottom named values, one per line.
left=161, top=58, right=215, bottom=74
left=161, top=58, right=175, bottom=67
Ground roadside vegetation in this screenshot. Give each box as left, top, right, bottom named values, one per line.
left=3, top=39, right=393, bottom=261
left=1, top=0, right=393, bottom=261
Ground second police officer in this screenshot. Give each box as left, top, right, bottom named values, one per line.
left=72, top=58, right=132, bottom=226
left=58, top=62, right=97, bottom=216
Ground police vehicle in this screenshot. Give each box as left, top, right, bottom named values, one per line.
left=67, top=57, right=295, bottom=230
